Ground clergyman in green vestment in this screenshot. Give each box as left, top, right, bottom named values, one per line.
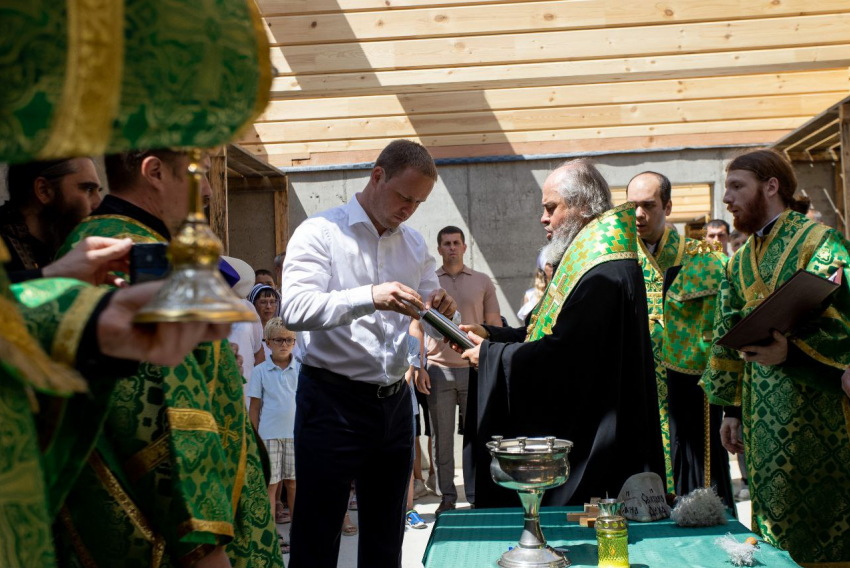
left=627, top=172, right=733, bottom=506
left=703, top=149, right=850, bottom=564
left=1, top=235, right=235, bottom=568
left=54, top=150, right=283, bottom=568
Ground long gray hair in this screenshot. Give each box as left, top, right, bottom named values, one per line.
left=555, top=158, right=613, bottom=219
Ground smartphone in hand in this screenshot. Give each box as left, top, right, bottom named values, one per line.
left=129, top=243, right=170, bottom=283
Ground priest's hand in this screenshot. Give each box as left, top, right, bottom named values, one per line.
left=426, top=288, right=457, bottom=318
left=372, top=282, right=423, bottom=318
left=97, top=282, right=232, bottom=367
left=720, top=417, right=744, bottom=454
left=414, top=366, right=431, bottom=395
left=449, top=324, right=489, bottom=354
left=42, top=236, right=133, bottom=287
left=842, top=366, right=850, bottom=399
left=460, top=331, right=485, bottom=369
left=740, top=330, right=787, bottom=366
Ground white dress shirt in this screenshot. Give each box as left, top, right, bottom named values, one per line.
left=281, top=194, right=448, bottom=385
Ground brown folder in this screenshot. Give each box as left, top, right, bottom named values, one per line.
left=716, top=268, right=842, bottom=351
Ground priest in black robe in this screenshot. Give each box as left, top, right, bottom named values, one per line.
left=460, top=159, right=666, bottom=508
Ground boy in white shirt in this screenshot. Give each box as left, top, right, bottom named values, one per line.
left=247, top=318, right=300, bottom=552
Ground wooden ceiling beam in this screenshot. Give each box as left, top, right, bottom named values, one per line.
left=246, top=92, right=841, bottom=144
left=242, top=125, right=795, bottom=168
left=259, top=0, right=549, bottom=17
left=271, top=45, right=850, bottom=97
left=267, top=0, right=850, bottom=46
left=270, top=14, right=850, bottom=75
left=258, top=70, right=850, bottom=122
left=242, top=118, right=804, bottom=158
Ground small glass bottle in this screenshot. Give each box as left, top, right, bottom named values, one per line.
left=596, top=499, right=629, bottom=568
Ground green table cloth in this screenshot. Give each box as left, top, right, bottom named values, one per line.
left=423, top=506, right=802, bottom=567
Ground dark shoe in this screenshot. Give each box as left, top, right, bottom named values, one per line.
left=435, top=498, right=456, bottom=518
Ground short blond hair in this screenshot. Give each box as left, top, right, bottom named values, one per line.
left=264, top=317, right=294, bottom=341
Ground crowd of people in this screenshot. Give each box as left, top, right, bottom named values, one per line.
left=3, top=139, right=850, bottom=568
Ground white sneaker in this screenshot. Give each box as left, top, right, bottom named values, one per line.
left=413, top=479, right=429, bottom=499
left=425, top=474, right=437, bottom=494
left=736, top=487, right=750, bottom=500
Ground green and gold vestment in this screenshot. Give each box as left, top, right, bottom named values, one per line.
left=703, top=210, right=850, bottom=564
left=637, top=228, right=726, bottom=494
left=0, top=241, right=114, bottom=567
left=54, top=212, right=283, bottom=568
left=526, top=202, right=639, bottom=341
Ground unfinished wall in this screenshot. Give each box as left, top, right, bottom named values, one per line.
left=273, top=148, right=761, bottom=326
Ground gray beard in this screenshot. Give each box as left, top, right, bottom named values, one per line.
left=541, top=215, right=586, bottom=267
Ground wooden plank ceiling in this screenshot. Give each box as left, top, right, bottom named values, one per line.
left=242, top=0, right=850, bottom=167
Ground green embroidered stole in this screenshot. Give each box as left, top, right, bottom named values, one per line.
left=526, top=203, right=638, bottom=342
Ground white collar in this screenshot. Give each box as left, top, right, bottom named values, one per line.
left=347, top=194, right=398, bottom=235
left=755, top=213, right=782, bottom=238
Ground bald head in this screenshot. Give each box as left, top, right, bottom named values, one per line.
left=627, top=171, right=672, bottom=246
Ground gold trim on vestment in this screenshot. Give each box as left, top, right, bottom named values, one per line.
left=0, top=239, right=9, bottom=262
left=59, top=506, right=99, bottom=568
left=123, top=433, right=170, bottom=485
left=89, top=452, right=166, bottom=568
left=0, top=296, right=87, bottom=395
left=661, top=361, right=703, bottom=375
left=231, top=412, right=248, bottom=512
left=788, top=338, right=846, bottom=371
left=89, top=452, right=153, bottom=541
left=637, top=229, right=670, bottom=280
left=166, top=408, right=219, bottom=432
left=769, top=223, right=814, bottom=291
left=181, top=544, right=217, bottom=568
left=796, top=224, right=830, bottom=271
left=88, top=216, right=168, bottom=243
left=245, top=0, right=272, bottom=125
left=843, top=399, right=850, bottom=450
left=709, top=357, right=744, bottom=373
left=525, top=252, right=636, bottom=341
left=51, top=287, right=107, bottom=368
left=38, top=0, right=124, bottom=158
left=176, top=518, right=234, bottom=539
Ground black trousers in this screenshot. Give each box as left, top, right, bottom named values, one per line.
left=289, top=370, right=414, bottom=568
left=668, top=370, right=734, bottom=509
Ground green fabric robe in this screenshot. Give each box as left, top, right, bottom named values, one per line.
left=637, top=228, right=725, bottom=493
left=702, top=210, right=850, bottom=564
left=0, top=241, right=110, bottom=568
left=53, top=215, right=283, bottom=568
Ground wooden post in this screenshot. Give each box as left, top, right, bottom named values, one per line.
left=835, top=161, right=845, bottom=235
left=274, top=176, right=290, bottom=256
left=841, top=103, right=850, bottom=236
left=209, top=146, right=229, bottom=253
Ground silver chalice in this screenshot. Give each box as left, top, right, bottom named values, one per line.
left=487, top=436, right=574, bottom=568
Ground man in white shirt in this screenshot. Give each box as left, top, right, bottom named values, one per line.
left=281, top=140, right=457, bottom=568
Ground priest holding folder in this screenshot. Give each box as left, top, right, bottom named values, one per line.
left=702, top=149, right=850, bottom=565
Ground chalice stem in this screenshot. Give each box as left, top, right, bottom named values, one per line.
left=518, top=490, right=546, bottom=549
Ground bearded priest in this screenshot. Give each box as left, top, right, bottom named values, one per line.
left=703, top=149, right=850, bottom=565
left=460, top=159, right=666, bottom=508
